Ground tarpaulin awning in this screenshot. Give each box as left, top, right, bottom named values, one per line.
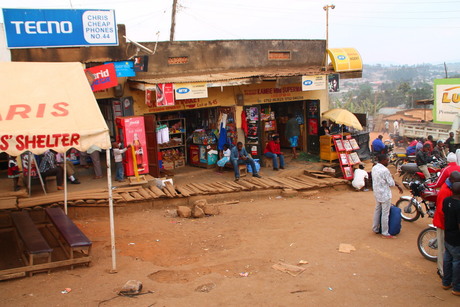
left=0, top=62, right=111, bottom=156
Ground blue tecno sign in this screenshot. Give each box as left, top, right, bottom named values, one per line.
left=2, top=8, right=118, bottom=48
left=303, top=80, right=313, bottom=86
left=337, top=55, right=346, bottom=60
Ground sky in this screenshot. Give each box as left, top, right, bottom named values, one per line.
left=1, top=0, right=460, bottom=65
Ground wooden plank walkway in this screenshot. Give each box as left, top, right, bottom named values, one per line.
left=9, top=172, right=348, bottom=209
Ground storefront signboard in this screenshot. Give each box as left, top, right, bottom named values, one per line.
left=174, top=82, right=208, bottom=100
left=85, top=63, right=118, bottom=92
left=302, top=75, right=326, bottom=91
left=156, top=83, right=175, bottom=106
left=2, top=9, right=118, bottom=48
left=433, top=78, right=460, bottom=124
left=326, top=48, right=362, bottom=72
left=105, top=61, right=135, bottom=77
left=243, top=85, right=306, bottom=104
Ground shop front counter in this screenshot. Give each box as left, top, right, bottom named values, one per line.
left=188, top=144, right=218, bottom=168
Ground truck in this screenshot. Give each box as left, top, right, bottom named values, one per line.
left=398, top=115, right=460, bottom=142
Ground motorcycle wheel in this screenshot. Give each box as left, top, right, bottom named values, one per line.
left=402, top=173, right=422, bottom=190
left=395, top=198, right=421, bottom=222
left=395, top=158, right=406, bottom=171
left=417, top=227, right=437, bottom=262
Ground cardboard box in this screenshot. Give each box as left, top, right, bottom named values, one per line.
left=163, top=161, right=174, bottom=170
left=174, top=159, right=185, bottom=168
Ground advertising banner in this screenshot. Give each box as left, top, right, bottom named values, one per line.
left=174, top=82, right=208, bottom=100
left=133, top=56, right=149, bottom=72
left=105, top=61, right=135, bottom=77
left=327, top=48, right=363, bottom=72
left=119, top=116, right=149, bottom=176
left=302, top=75, right=326, bottom=91
left=156, top=83, right=175, bottom=106
left=328, top=74, right=340, bottom=92
left=434, top=78, right=460, bottom=124
left=2, top=8, right=118, bottom=48
left=85, top=63, right=118, bottom=92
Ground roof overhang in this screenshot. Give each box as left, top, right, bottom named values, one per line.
left=128, top=67, right=362, bottom=90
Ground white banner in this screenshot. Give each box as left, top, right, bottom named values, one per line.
left=302, top=75, right=326, bottom=91
left=174, top=82, right=208, bottom=100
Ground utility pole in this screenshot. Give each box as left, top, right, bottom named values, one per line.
left=323, top=4, right=335, bottom=71
left=170, top=0, right=178, bottom=42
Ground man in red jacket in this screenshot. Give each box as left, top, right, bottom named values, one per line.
left=264, top=135, right=285, bottom=171
left=428, top=152, right=460, bottom=189
left=434, top=171, right=460, bottom=278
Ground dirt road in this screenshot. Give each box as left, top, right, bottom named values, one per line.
left=0, top=182, right=456, bottom=307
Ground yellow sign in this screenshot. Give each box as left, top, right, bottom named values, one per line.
left=327, top=48, right=362, bottom=72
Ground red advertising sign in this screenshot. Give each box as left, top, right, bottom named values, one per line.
left=85, top=63, right=118, bottom=92
left=156, top=83, right=175, bottom=106
left=118, top=116, right=149, bottom=176
left=145, top=89, right=153, bottom=107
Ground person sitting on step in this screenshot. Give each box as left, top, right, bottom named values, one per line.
left=230, top=142, right=261, bottom=181
left=263, top=135, right=285, bottom=171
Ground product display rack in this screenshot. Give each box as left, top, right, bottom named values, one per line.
left=332, top=134, right=361, bottom=180
left=157, top=118, right=187, bottom=170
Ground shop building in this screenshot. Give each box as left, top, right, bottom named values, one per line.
left=10, top=28, right=363, bottom=177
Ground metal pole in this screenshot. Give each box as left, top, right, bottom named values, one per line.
left=106, top=149, right=117, bottom=272
left=28, top=152, right=32, bottom=197
left=64, top=155, right=68, bottom=214
left=323, top=5, right=335, bottom=71
left=170, top=0, right=178, bottom=42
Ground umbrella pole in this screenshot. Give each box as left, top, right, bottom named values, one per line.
left=64, top=156, right=67, bottom=214
left=106, top=149, right=117, bottom=273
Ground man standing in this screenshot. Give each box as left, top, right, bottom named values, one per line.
left=384, top=120, right=389, bottom=134
left=416, top=143, right=432, bottom=181
left=445, top=132, right=456, bottom=153
left=230, top=142, right=261, bottom=181
left=393, top=120, right=399, bottom=135
left=433, top=171, right=460, bottom=279
left=372, top=154, right=403, bottom=238
left=441, top=181, right=460, bottom=296
left=285, top=114, right=300, bottom=159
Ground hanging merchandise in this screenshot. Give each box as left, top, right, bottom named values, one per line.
left=218, top=122, right=227, bottom=150
left=156, top=124, right=169, bottom=145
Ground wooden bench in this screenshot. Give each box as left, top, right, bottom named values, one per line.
left=45, top=208, right=92, bottom=268
left=10, top=211, right=53, bottom=276
left=224, top=163, right=247, bottom=177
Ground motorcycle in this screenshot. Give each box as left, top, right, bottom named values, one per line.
left=399, top=158, right=446, bottom=189
left=395, top=180, right=437, bottom=222
left=394, top=154, right=416, bottom=171
left=417, top=224, right=437, bottom=262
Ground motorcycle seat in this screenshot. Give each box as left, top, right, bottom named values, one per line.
left=400, top=163, right=420, bottom=173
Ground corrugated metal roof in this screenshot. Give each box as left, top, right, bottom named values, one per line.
left=129, top=67, right=329, bottom=84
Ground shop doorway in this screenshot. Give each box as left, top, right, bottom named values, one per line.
left=306, top=100, right=320, bottom=154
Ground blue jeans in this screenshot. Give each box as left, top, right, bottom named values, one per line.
left=264, top=152, right=285, bottom=169
left=115, top=162, right=124, bottom=181
left=231, top=158, right=257, bottom=178
left=443, top=241, right=460, bottom=291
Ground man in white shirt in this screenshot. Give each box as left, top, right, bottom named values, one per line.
left=393, top=120, right=399, bottom=135
left=352, top=164, right=368, bottom=191
left=372, top=154, right=403, bottom=238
